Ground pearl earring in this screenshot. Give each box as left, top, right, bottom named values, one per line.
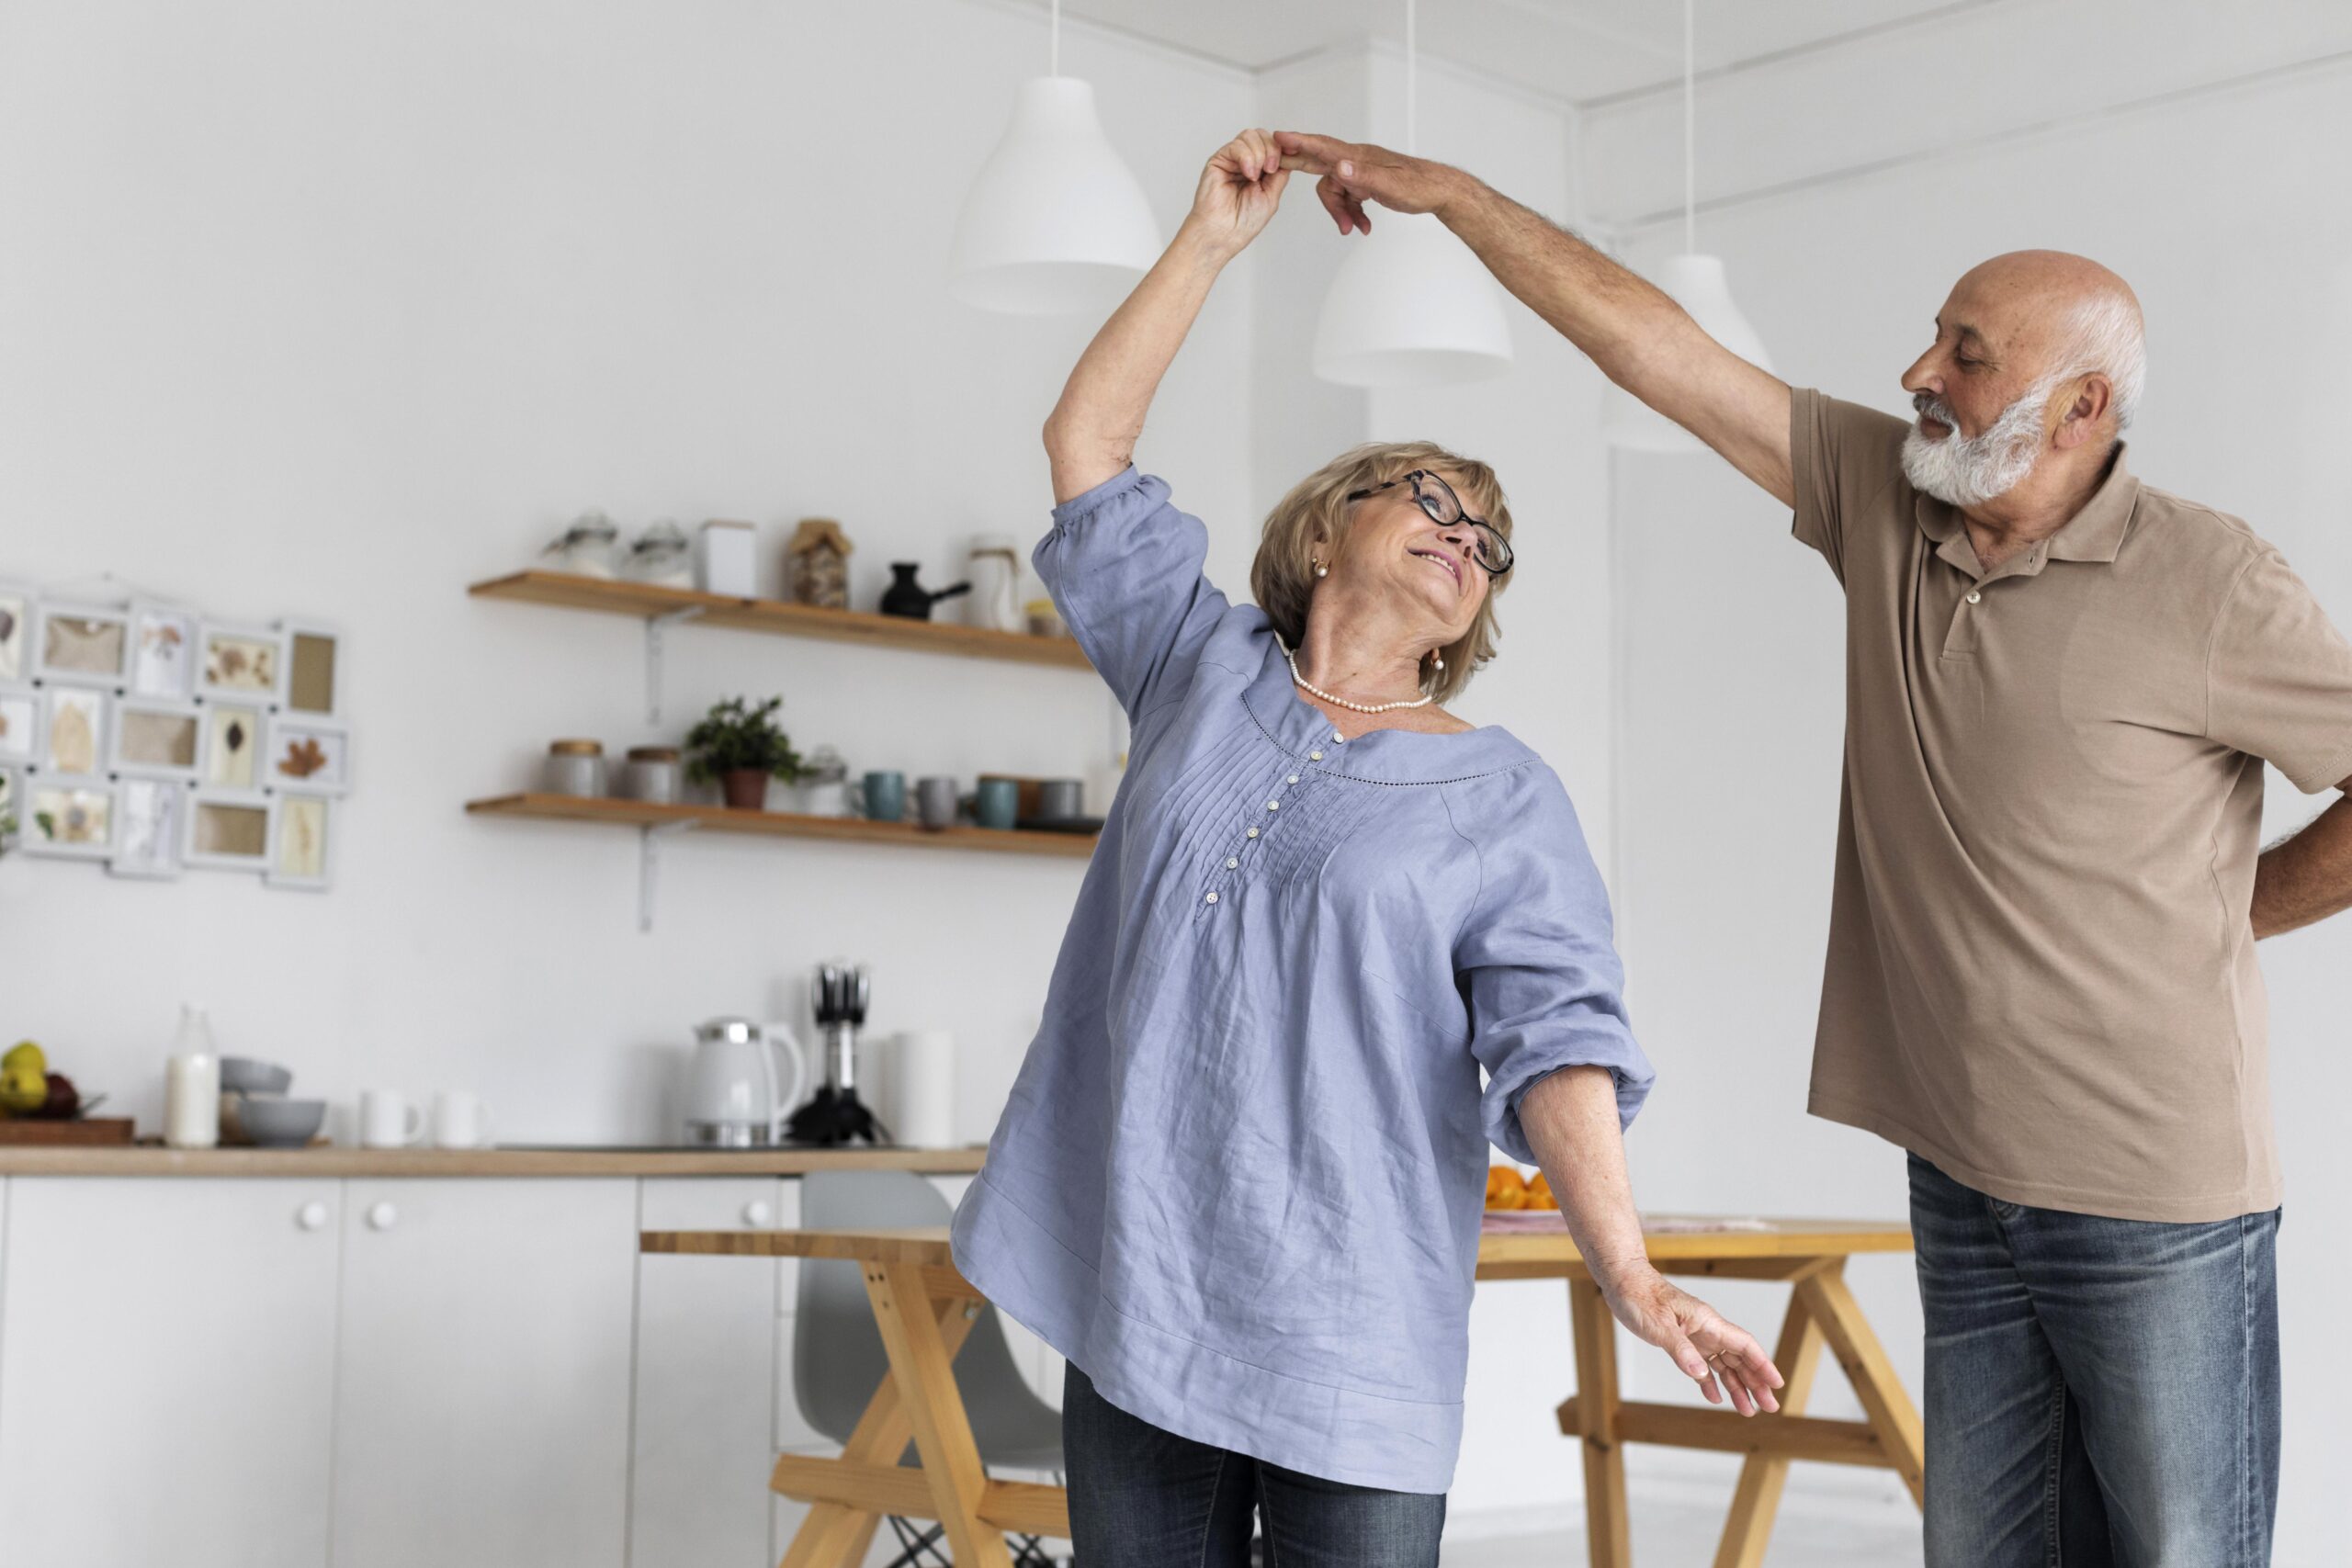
left=1430, top=651, right=1445, bottom=671
left=1313, top=558, right=1329, bottom=579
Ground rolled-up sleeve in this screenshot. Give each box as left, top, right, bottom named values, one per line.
left=1453, top=773, right=1654, bottom=1166
left=1036, top=467, right=1231, bottom=719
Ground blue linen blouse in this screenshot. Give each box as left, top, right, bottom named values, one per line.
left=949, top=466, right=1654, bottom=1494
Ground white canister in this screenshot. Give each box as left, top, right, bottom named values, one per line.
left=885, top=1031, right=957, bottom=1148
left=966, top=535, right=1024, bottom=633
left=696, top=520, right=757, bottom=597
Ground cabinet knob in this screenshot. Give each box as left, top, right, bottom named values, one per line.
left=367, top=1201, right=399, bottom=1231
left=296, top=1201, right=330, bottom=1232
left=742, top=1200, right=774, bottom=1227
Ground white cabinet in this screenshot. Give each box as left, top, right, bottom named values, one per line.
left=630, top=1178, right=782, bottom=1568
left=0, top=1178, right=342, bottom=1568
left=329, top=1179, right=638, bottom=1568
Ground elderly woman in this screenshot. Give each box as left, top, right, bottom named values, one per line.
left=950, top=130, right=1781, bottom=1565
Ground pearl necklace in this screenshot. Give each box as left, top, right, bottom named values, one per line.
left=1283, top=644, right=1433, bottom=715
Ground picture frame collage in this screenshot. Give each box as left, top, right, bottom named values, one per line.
left=0, top=581, right=345, bottom=890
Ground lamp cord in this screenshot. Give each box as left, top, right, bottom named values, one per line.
left=1682, top=0, right=1696, bottom=254
left=1405, top=0, right=1418, bottom=154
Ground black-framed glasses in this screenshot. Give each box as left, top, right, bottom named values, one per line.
left=1345, top=469, right=1514, bottom=575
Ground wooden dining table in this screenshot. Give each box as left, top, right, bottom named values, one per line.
left=639, top=1214, right=1921, bottom=1568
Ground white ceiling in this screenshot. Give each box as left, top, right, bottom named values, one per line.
left=1060, top=0, right=1995, bottom=105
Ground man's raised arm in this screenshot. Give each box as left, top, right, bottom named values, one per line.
left=1277, top=131, right=1794, bottom=507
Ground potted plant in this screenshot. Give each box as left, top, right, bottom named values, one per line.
left=684, top=695, right=804, bottom=811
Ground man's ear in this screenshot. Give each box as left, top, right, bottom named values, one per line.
left=2052, top=374, right=2114, bottom=451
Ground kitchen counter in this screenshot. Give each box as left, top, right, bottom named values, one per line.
left=0, top=1144, right=989, bottom=1178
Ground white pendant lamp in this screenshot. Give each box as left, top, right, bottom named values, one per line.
left=947, top=0, right=1161, bottom=315
left=1601, top=0, right=1774, bottom=452
left=1313, top=0, right=1512, bottom=388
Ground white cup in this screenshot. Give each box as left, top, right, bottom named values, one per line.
left=432, top=1090, right=496, bottom=1150
left=359, top=1089, right=425, bottom=1149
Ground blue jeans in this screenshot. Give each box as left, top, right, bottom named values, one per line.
left=1060, top=1359, right=1446, bottom=1567
left=1908, top=1152, right=2279, bottom=1567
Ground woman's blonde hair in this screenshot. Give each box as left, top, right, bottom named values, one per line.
left=1250, top=441, right=1512, bottom=705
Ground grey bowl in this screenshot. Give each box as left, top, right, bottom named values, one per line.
left=220, top=1057, right=294, bottom=1095
left=238, top=1097, right=325, bottom=1148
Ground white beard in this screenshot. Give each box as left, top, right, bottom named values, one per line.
left=1899, top=379, right=2054, bottom=508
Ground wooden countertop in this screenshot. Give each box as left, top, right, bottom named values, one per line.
left=0, top=1145, right=989, bottom=1179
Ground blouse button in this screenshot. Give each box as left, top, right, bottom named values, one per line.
left=1965, top=590, right=1983, bottom=604
left=1226, top=857, right=1238, bottom=870
left=1309, top=750, right=1323, bottom=761
left=1204, top=891, right=1218, bottom=906
left=1247, top=828, right=1260, bottom=839
left=1332, top=732, right=1345, bottom=743
left=1266, top=800, right=1280, bottom=811
left=1286, top=774, right=1300, bottom=784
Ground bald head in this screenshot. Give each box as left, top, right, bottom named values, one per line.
left=1941, top=250, right=2147, bottom=431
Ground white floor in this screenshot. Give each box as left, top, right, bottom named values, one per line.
left=1440, top=1493, right=1925, bottom=1567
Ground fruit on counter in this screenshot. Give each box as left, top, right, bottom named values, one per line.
left=0, top=1043, right=48, bottom=1114
left=1485, top=1165, right=1526, bottom=1211
left=34, top=1072, right=80, bottom=1120
left=1523, top=1172, right=1558, bottom=1211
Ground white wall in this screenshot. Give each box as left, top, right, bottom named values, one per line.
left=0, top=0, right=1257, bottom=1144
left=1602, top=36, right=2352, bottom=1564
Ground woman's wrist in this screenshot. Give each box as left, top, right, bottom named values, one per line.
left=1170, top=216, right=1247, bottom=272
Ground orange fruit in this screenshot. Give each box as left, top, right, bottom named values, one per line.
left=1523, top=1173, right=1557, bottom=1210
left=1486, top=1166, right=1526, bottom=1210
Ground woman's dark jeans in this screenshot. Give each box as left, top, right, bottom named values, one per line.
left=1061, top=1360, right=1446, bottom=1567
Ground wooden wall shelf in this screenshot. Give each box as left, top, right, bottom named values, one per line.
left=467, top=570, right=1091, bottom=671
left=467, top=793, right=1099, bottom=860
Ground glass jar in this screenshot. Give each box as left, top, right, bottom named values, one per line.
left=544, top=739, right=607, bottom=797
left=626, top=520, right=694, bottom=589
left=542, top=512, right=620, bottom=578
left=619, top=746, right=681, bottom=805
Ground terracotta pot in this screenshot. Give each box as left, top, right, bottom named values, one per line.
left=719, top=769, right=771, bottom=811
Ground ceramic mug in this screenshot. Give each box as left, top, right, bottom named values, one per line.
left=1036, top=777, right=1084, bottom=821
left=431, top=1090, right=496, bottom=1150
left=359, top=1089, right=425, bottom=1149
left=973, top=777, right=1018, bottom=830
left=862, top=771, right=906, bottom=823
left=916, top=776, right=957, bottom=830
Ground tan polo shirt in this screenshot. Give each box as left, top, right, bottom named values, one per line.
left=1792, top=389, right=2352, bottom=1222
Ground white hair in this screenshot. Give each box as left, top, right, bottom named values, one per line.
left=2052, top=288, right=2146, bottom=432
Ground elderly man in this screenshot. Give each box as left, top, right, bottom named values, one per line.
left=1273, top=133, right=2352, bottom=1565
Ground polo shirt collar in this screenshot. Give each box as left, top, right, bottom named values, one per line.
left=1913, top=442, right=2141, bottom=575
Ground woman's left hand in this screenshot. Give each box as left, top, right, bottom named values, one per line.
left=1601, top=1266, right=1785, bottom=1416
left=1182, top=128, right=1290, bottom=258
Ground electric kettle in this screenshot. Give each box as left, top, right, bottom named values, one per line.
left=684, top=1017, right=810, bottom=1147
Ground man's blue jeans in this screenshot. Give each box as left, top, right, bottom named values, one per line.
left=1060, top=1359, right=1446, bottom=1567
left=1908, top=1152, right=2280, bottom=1566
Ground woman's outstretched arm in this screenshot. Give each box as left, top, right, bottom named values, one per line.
left=1520, top=1066, right=1785, bottom=1416
left=1045, top=129, right=1288, bottom=503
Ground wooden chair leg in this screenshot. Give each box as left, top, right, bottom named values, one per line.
left=865, top=1262, right=1015, bottom=1568
left=1568, top=1275, right=1632, bottom=1568
left=1712, top=1273, right=1831, bottom=1568
left=778, top=1290, right=981, bottom=1568
left=1797, top=1268, right=1925, bottom=1506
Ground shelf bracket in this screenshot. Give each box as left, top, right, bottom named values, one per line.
left=637, top=819, right=696, bottom=933
left=642, top=607, right=705, bottom=726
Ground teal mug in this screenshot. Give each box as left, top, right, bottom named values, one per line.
left=974, top=777, right=1018, bottom=830
left=862, top=771, right=906, bottom=823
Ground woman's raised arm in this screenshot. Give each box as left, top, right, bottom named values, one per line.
left=1045, top=129, right=1289, bottom=503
